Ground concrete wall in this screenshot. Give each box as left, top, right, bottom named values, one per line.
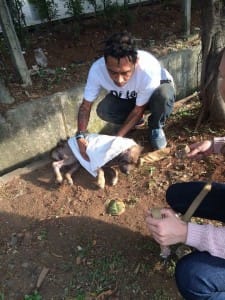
left=159, top=45, right=201, bottom=98
left=0, top=44, right=201, bottom=175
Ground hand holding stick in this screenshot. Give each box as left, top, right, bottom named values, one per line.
left=150, top=208, right=171, bottom=259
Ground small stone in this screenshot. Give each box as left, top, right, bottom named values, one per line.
left=175, top=144, right=190, bottom=159
left=22, top=262, right=29, bottom=268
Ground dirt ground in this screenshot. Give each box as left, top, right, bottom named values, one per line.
left=1, top=98, right=225, bottom=299
left=1, top=2, right=223, bottom=300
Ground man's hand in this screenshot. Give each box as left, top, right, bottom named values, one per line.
left=146, top=208, right=188, bottom=246
left=187, top=140, right=213, bottom=159
left=77, top=138, right=90, bottom=161
left=117, top=105, right=145, bottom=137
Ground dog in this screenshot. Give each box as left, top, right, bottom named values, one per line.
left=51, top=134, right=143, bottom=189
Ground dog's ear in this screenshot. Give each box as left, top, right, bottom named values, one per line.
left=57, top=139, right=67, bottom=147
left=128, top=144, right=144, bottom=163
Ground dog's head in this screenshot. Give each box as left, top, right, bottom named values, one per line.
left=50, top=139, right=71, bottom=161
left=117, top=144, right=143, bottom=174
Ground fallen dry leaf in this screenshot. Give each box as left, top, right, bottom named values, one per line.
left=140, top=147, right=171, bottom=164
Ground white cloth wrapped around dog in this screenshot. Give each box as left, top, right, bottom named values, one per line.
left=68, top=133, right=137, bottom=177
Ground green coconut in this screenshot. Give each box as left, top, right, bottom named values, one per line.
left=106, top=199, right=125, bottom=216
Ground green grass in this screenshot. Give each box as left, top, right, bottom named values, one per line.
left=85, top=252, right=126, bottom=295
left=152, top=288, right=176, bottom=300
left=59, top=237, right=180, bottom=299
left=172, top=101, right=201, bottom=119
left=24, top=290, right=42, bottom=300
left=37, top=229, right=48, bottom=241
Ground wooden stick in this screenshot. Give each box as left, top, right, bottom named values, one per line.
left=181, top=182, right=212, bottom=222
left=174, top=91, right=199, bottom=110
left=36, top=267, right=49, bottom=289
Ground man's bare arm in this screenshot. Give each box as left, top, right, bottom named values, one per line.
left=117, top=105, right=145, bottom=137
left=77, top=99, right=93, bottom=161
left=77, top=99, right=93, bottom=131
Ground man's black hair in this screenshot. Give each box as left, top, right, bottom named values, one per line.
left=104, top=31, right=138, bottom=64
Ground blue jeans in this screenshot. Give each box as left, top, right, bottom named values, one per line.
left=166, top=182, right=225, bottom=299
left=96, top=83, right=175, bottom=129
left=147, top=82, right=175, bottom=129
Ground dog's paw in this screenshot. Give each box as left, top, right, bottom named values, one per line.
left=65, top=173, right=74, bottom=185
left=56, top=176, right=63, bottom=184
left=110, top=169, right=118, bottom=186
left=97, top=178, right=105, bottom=189
left=97, top=182, right=105, bottom=189
left=97, top=169, right=105, bottom=189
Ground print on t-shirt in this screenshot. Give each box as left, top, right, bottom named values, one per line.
left=111, top=90, right=137, bottom=100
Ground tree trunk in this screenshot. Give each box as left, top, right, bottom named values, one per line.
left=199, top=0, right=225, bottom=124
left=182, top=0, right=191, bottom=36
left=0, top=0, right=32, bottom=87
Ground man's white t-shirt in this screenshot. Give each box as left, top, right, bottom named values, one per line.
left=84, top=50, right=174, bottom=107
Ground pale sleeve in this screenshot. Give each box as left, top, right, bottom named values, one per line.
left=213, top=137, right=225, bottom=153
left=186, top=222, right=225, bottom=259
left=83, top=62, right=102, bottom=102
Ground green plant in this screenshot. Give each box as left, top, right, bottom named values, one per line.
left=74, top=292, right=86, bottom=300
left=148, top=166, right=156, bottom=176
left=27, top=0, right=58, bottom=22
left=70, top=250, right=126, bottom=296
left=86, top=0, right=133, bottom=29
left=37, top=68, right=47, bottom=78
left=37, top=229, right=47, bottom=240
left=172, top=101, right=201, bottom=120
left=24, top=290, right=42, bottom=300
left=64, top=0, right=83, bottom=19
left=173, top=107, right=195, bottom=118
left=152, top=288, right=173, bottom=300
left=6, top=0, right=28, bottom=46
left=0, top=292, right=4, bottom=300
left=120, top=1, right=134, bottom=26
left=100, top=1, right=133, bottom=29
left=53, top=67, right=67, bottom=83
left=64, top=0, right=83, bottom=38
left=86, top=0, right=98, bottom=15
left=34, top=66, right=70, bottom=90
left=75, top=243, right=92, bottom=258
left=138, top=239, right=158, bottom=252
left=89, top=253, right=126, bottom=294
left=99, top=2, right=122, bottom=29
left=166, top=258, right=176, bottom=277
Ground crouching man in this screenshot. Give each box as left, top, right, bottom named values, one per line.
left=76, top=31, right=176, bottom=161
